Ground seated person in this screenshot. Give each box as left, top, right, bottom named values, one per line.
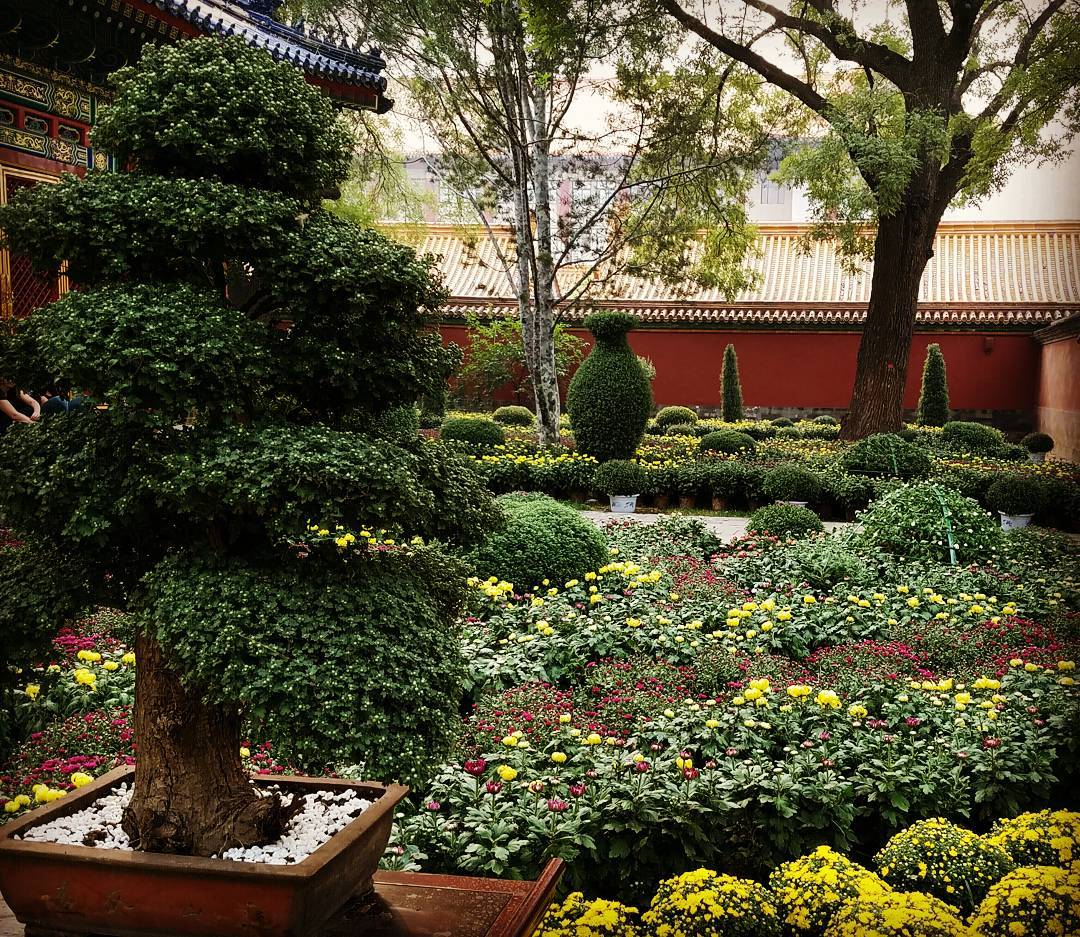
left=1, top=378, right=38, bottom=432
left=40, top=380, right=83, bottom=416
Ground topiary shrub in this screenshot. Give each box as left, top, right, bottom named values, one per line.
left=699, top=430, right=757, bottom=455
left=858, top=483, right=1002, bottom=565
left=372, top=405, right=420, bottom=440
left=665, top=422, right=698, bottom=437
left=493, top=405, right=535, bottom=427
left=916, top=343, right=950, bottom=426
left=841, top=432, right=932, bottom=478
left=567, top=312, right=653, bottom=461
left=771, top=417, right=794, bottom=428
left=747, top=503, right=823, bottom=539
left=1022, top=431, right=1054, bottom=454
left=813, top=414, right=839, bottom=425
left=942, top=420, right=1004, bottom=454
left=720, top=343, right=744, bottom=422
left=440, top=416, right=506, bottom=448
left=775, top=426, right=800, bottom=439
left=763, top=463, right=822, bottom=502
left=594, top=459, right=646, bottom=495
left=468, top=494, right=608, bottom=590
left=655, top=405, right=697, bottom=427
left=986, top=475, right=1046, bottom=516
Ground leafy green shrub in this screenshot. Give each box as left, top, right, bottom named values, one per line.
left=567, top=312, right=653, bottom=461
left=441, top=416, right=506, bottom=448
left=813, top=414, right=839, bottom=425
left=841, top=433, right=932, bottom=478
left=1022, top=432, right=1054, bottom=454
left=986, top=475, right=1045, bottom=516
left=942, top=420, right=1004, bottom=454
left=706, top=461, right=763, bottom=504
left=468, top=494, right=607, bottom=591
left=594, top=459, right=646, bottom=495
left=784, top=536, right=868, bottom=589
left=763, top=463, right=821, bottom=502
left=665, top=422, right=698, bottom=437
left=858, top=483, right=1002, bottom=565
left=493, top=405, right=535, bottom=426
left=775, top=426, right=800, bottom=439
left=771, top=417, right=794, bottom=428
left=916, top=343, right=950, bottom=426
left=1000, top=444, right=1027, bottom=462
left=746, top=503, right=823, bottom=539
left=655, top=405, right=697, bottom=427
left=699, top=430, right=756, bottom=455
left=372, top=405, right=420, bottom=440
left=720, top=343, right=744, bottom=422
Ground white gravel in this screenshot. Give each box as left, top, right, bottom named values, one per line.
left=18, top=783, right=373, bottom=865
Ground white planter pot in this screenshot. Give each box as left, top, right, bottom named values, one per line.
left=1028, top=452, right=1046, bottom=464
left=780, top=500, right=809, bottom=508
left=608, top=494, right=639, bottom=514
left=999, top=511, right=1034, bottom=530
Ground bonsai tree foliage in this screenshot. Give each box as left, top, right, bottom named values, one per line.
left=567, top=312, right=653, bottom=460
left=916, top=344, right=950, bottom=427
left=0, top=38, right=495, bottom=857
left=721, top=343, right=743, bottom=422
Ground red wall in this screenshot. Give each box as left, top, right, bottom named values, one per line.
left=1037, top=332, right=1080, bottom=462
left=440, top=325, right=1040, bottom=412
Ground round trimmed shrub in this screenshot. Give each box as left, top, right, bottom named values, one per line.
left=468, top=494, right=607, bottom=590
left=665, top=422, right=698, bottom=437
left=566, top=312, right=652, bottom=461
left=942, top=420, right=1004, bottom=454
left=594, top=459, right=646, bottom=495
left=655, top=405, right=697, bottom=427
left=372, top=405, right=420, bottom=440
left=986, top=810, right=1080, bottom=868
left=841, top=432, right=932, bottom=478
left=440, top=416, right=505, bottom=448
left=699, top=430, right=756, bottom=455
left=492, top=405, right=535, bottom=427
left=763, top=463, right=821, bottom=502
left=775, top=426, right=800, bottom=439
left=813, top=414, right=839, bottom=425
left=1022, top=431, right=1054, bottom=454
left=986, top=475, right=1046, bottom=516
left=827, top=890, right=970, bottom=937
left=858, top=482, right=1002, bottom=565
left=969, top=866, right=1080, bottom=937
left=747, top=503, right=823, bottom=539
left=642, top=869, right=779, bottom=937
left=874, top=818, right=1015, bottom=914
left=771, top=417, right=794, bottom=428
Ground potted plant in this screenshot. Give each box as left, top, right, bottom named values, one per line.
left=763, top=463, right=822, bottom=509
left=595, top=459, right=646, bottom=513
left=986, top=475, right=1045, bottom=530
left=0, top=38, right=497, bottom=937
left=1021, top=432, right=1055, bottom=463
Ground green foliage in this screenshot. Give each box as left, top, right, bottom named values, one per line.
left=655, top=406, right=697, bottom=427
left=720, top=344, right=744, bottom=422
left=814, top=415, right=839, bottom=425
left=763, top=463, right=822, bottom=502
left=916, top=344, right=950, bottom=426
left=986, top=476, right=1045, bottom=516
left=841, top=433, right=932, bottom=478
left=771, top=417, right=794, bottom=428
left=94, top=38, right=350, bottom=200
left=468, top=495, right=608, bottom=590
left=372, top=405, right=421, bottom=441
left=665, top=423, right=701, bottom=437
left=493, top=405, right=535, bottom=426
left=746, top=503, right=824, bottom=539
left=567, top=313, right=653, bottom=461
left=942, top=421, right=1004, bottom=455
left=858, top=483, right=1002, bottom=565
left=594, top=459, right=646, bottom=495
left=145, top=549, right=467, bottom=786
left=441, top=416, right=506, bottom=448
left=1022, top=432, right=1054, bottom=454
left=699, top=430, right=756, bottom=455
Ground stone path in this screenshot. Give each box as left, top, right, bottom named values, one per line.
left=580, top=510, right=851, bottom=538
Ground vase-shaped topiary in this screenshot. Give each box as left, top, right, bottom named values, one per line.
left=720, top=343, right=744, bottom=422
left=1021, top=432, right=1054, bottom=463
left=567, top=312, right=652, bottom=460
left=916, top=343, right=950, bottom=426
left=0, top=38, right=495, bottom=859
left=986, top=475, right=1045, bottom=529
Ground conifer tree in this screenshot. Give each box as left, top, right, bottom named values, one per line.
left=916, top=343, right=950, bottom=427
left=721, top=343, right=744, bottom=422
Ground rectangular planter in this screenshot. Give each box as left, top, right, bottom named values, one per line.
left=0, top=766, right=407, bottom=937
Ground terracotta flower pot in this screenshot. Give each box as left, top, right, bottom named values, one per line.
left=0, top=766, right=407, bottom=937
left=711, top=495, right=727, bottom=511
left=678, top=495, right=696, bottom=510
left=653, top=494, right=671, bottom=510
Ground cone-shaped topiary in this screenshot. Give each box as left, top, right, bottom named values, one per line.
left=567, top=312, right=653, bottom=460
left=916, top=343, right=950, bottom=426
left=721, top=343, right=744, bottom=422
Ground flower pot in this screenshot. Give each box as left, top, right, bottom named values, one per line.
left=678, top=495, right=696, bottom=510
left=780, top=500, right=808, bottom=508
left=0, top=765, right=407, bottom=937
left=653, top=494, right=671, bottom=510
left=711, top=495, right=728, bottom=511
left=568, top=489, right=588, bottom=502
left=1028, top=452, right=1045, bottom=464
left=999, top=511, right=1034, bottom=530
left=608, top=494, right=639, bottom=514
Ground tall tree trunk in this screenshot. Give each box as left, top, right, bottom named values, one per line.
left=122, top=633, right=297, bottom=857
left=841, top=204, right=942, bottom=440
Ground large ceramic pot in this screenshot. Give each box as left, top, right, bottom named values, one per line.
left=999, top=511, right=1034, bottom=530
left=608, top=494, right=639, bottom=514
left=1028, top=452, right=1045, bottom=464
left=0, top=766, right=407, bottom=937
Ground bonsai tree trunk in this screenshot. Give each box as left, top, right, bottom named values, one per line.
left=122, top=632, right=297, bottom=857
left=841, top=204, right=941, bottom=440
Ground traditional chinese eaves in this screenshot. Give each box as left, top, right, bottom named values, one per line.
left=418, top=222, right=1080, bottom=330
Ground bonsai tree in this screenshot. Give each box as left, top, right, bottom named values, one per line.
left=916, top=344, right=950, bottom=426
left=567, top=312, right=653, bottom=460
left=720, top=343, right=743, bottom=422
left=0, top=38, right=494, bottom=856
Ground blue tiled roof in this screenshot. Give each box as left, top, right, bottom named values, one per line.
left=149, top=0, right=389, bottom=100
